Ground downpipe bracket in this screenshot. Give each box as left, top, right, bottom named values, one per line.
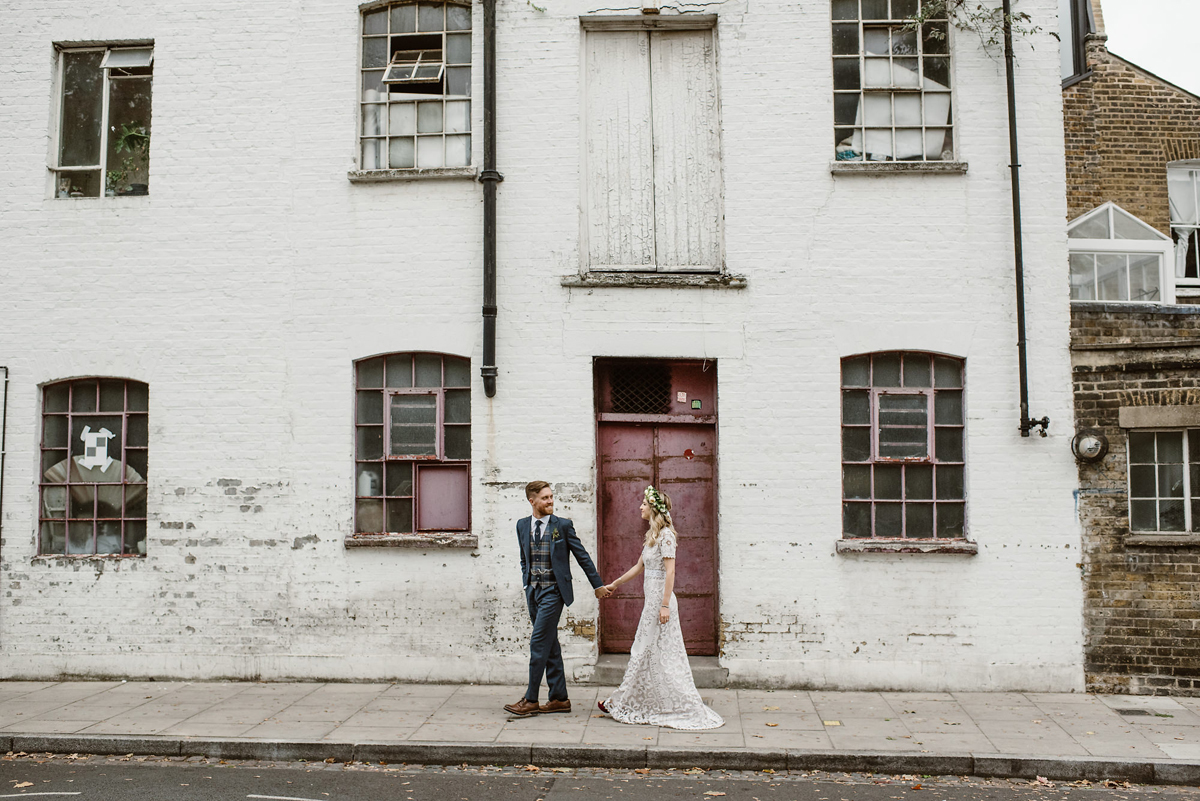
left=1021, top=416, right=1050, bottom=438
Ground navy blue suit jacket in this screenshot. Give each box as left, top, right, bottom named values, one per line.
left=518, top=514, right=604, bottom=607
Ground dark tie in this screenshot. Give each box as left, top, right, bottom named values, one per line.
left=535, top=519, right=543, bottom=542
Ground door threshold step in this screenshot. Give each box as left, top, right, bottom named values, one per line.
left=584, top=654, right=729, bottom=689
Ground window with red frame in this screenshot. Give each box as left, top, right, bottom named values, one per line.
left=841, top=352, right=965, bottom=539
left=39, top=378, right=148, bottom=555
left=354, top=353, right=470, bottom=534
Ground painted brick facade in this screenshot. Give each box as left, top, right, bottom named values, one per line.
left=0, top=0, right=1082, bottom=690
left=1065, top=3, right=1200, bottom=695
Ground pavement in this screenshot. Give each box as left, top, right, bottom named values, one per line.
left=1, top=681, right=1200, bottom=784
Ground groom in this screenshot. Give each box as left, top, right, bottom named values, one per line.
left=504, top=480, right=609, bottom=717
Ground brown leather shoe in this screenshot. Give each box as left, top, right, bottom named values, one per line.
left=504, top=698, right=541, bottom=717
left=540, top=699, right=572, bottom=714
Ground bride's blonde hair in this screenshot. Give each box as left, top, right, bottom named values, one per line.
left=644, top=486, right=679, bottom=549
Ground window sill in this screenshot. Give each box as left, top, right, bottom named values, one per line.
left=561, top=272, right=747, bottom=289
left=345, top=533, right=477, bottom=548
left=32, top=554, right=146, bottom=561
left=830, top=161, right=969, bottom=175
left=836, top=538, right=978, bottom=555
left=1124, top=533, right=1200, bottom=547
left=347, top=167, right=478, bottom=184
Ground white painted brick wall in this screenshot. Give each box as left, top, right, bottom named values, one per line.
left=0, top=0, right=1082, bottom=690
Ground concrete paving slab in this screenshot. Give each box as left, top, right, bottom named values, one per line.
left=1081, top=738, right=1171, bottom=759
left=900, top=731, right=995, bottom=751
left=240, top=720, right=342, bottom=740
left=810, top=692, right=893, bottom=717
left=410, top=723, right=506, bottom=741
left=746, top=729, right=832, bottom=749
left=1157, top=742, right=1200, bottom=759
left=1, top=720, right=97, bottom=734
left=739, top=712, right=826, bottom=731
left=581, top=726, right=659, bottom=746
left=826, top=734, right=927, bottom=752
left=158, top=722, right=258, bottom=738
left=320, top=725, right=422, bottom=741
left=736, top=692, right=818, bottom=715
left=495, top=728, right=586, bottom=744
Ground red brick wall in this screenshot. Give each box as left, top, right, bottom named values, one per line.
left=1063, top=37, right=1200, bottom=229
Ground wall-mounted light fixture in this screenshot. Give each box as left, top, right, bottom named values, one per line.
left=1071, top=429, right=1109, bottom=462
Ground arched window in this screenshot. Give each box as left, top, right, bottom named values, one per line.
left=39, top=378, right=148, bottom=555
left=841, top=352, right=964, bottom=539
left=354, top=353, right=471, bottom=535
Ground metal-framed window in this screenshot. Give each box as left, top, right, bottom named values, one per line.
left=360, top=1, right=472, bottom=170
left=38, top=379, right=149, bottom=556
left=1169, top=162, right=1200, bottom=286
left=354, top=353, right=471, bottom=534
left=50, top=45, right=153, bottom=198
left=1068, top=203, right=1174, bottom=303
left=831, top=0, right=954, bottom=163
left=841, top=352, right=965, bottom=539
left=1128, top=429, right=1200, bottom=533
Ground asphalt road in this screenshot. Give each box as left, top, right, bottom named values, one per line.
left=3, top=757, right=1200, bottom=801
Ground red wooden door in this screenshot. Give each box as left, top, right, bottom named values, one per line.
left=598, top=423, right=718, bottom=655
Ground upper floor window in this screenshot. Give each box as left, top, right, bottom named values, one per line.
left=52, top=45, right=153, bottom=198
left=354, top=353, right=471, bottom=535
left=841, top=352, right=965, bottom=539
left=359, top=2, right=472, bottom=171
left=1169, top=162, right=1200, bottom=284
left=40, top=379, right=148, bottom=556
left=1128, top=430, right=1200, bottom=533
left=581, top=18, right=723, bottom=273
left=1068, top=203, right=1173, bottom=303
left=831, top=0, right=954, bottom=163
left=1058, top=0, right=1094, bottom=82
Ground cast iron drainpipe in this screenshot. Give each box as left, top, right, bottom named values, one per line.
left=1002, top=0, right=1049, bottom=438
left=0, top=367, right=8, bottom=550
left=478, top=0, right=503, bottom=398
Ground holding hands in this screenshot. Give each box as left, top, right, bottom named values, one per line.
left=594, top=585, right=612, bottom=599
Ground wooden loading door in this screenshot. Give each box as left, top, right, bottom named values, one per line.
left=595, top=360, right=718, bottom=656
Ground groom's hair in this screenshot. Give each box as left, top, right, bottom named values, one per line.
left=525, top=480, right=551, bottom=500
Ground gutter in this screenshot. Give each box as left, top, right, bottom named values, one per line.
left=1001, top=0, right=1048, bottom=438
left=478, top=0, right=503, bottom=398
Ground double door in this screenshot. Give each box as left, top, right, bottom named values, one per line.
left=598, top=422, right=718, bottom=655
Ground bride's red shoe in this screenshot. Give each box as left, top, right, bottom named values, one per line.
left=597, top=700, right=608, bottom=714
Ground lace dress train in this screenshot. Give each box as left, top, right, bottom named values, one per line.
left=602, top=531, right=724, bottom=730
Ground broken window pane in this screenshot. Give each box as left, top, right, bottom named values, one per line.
left=831, top=12, right=954, bottom=162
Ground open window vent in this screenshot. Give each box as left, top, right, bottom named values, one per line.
left=609, top=363, right=672, bottom=415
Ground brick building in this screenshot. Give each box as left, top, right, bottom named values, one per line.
left=0, top=0, right=1082, bottom=690
left=1063, top=0, right=1200, bottom=693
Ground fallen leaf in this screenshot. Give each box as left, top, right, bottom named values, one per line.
left=633, top=768, right=650, bottom=774
left=762, top=769, right=776, bottom=774
left=523, top=765, right=540, bottom=772
left=643, top=736, right=653, bottom=740
left=911, top=784, right=922, bottom=790
left=765, top=723, right=779, bottom=727
left=550, top=768, right=571, bottom=773
left=13, top=783, right=32, bottom=789
left=703, top=793, right=726, bottom=797
left=1032, top=719, right=1043, bottom=724
left=823, top=720, right=842, bottom=726
left=1086, top=731, right=1095, bottom=735
left=762, top=706, right=779, bottom=711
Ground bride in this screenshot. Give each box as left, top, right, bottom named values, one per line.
left=597, top=486, right=723, bottom=730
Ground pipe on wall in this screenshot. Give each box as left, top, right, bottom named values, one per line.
left=0, top=367, right=8, bottom=548
left=1002, top=0, right=1048, bottom=438
left=479, top=0, right=503, bottom=398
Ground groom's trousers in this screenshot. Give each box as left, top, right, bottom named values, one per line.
left=525, top=584, right=568, bottom=702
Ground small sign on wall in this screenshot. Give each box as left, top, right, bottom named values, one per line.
left=676, top=392, right=687, bottom=403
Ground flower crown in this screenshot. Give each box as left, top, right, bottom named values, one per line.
left=644, top=485, right=671, bottom=519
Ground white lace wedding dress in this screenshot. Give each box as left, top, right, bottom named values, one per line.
left=602, top=530, right=724, bottom=730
